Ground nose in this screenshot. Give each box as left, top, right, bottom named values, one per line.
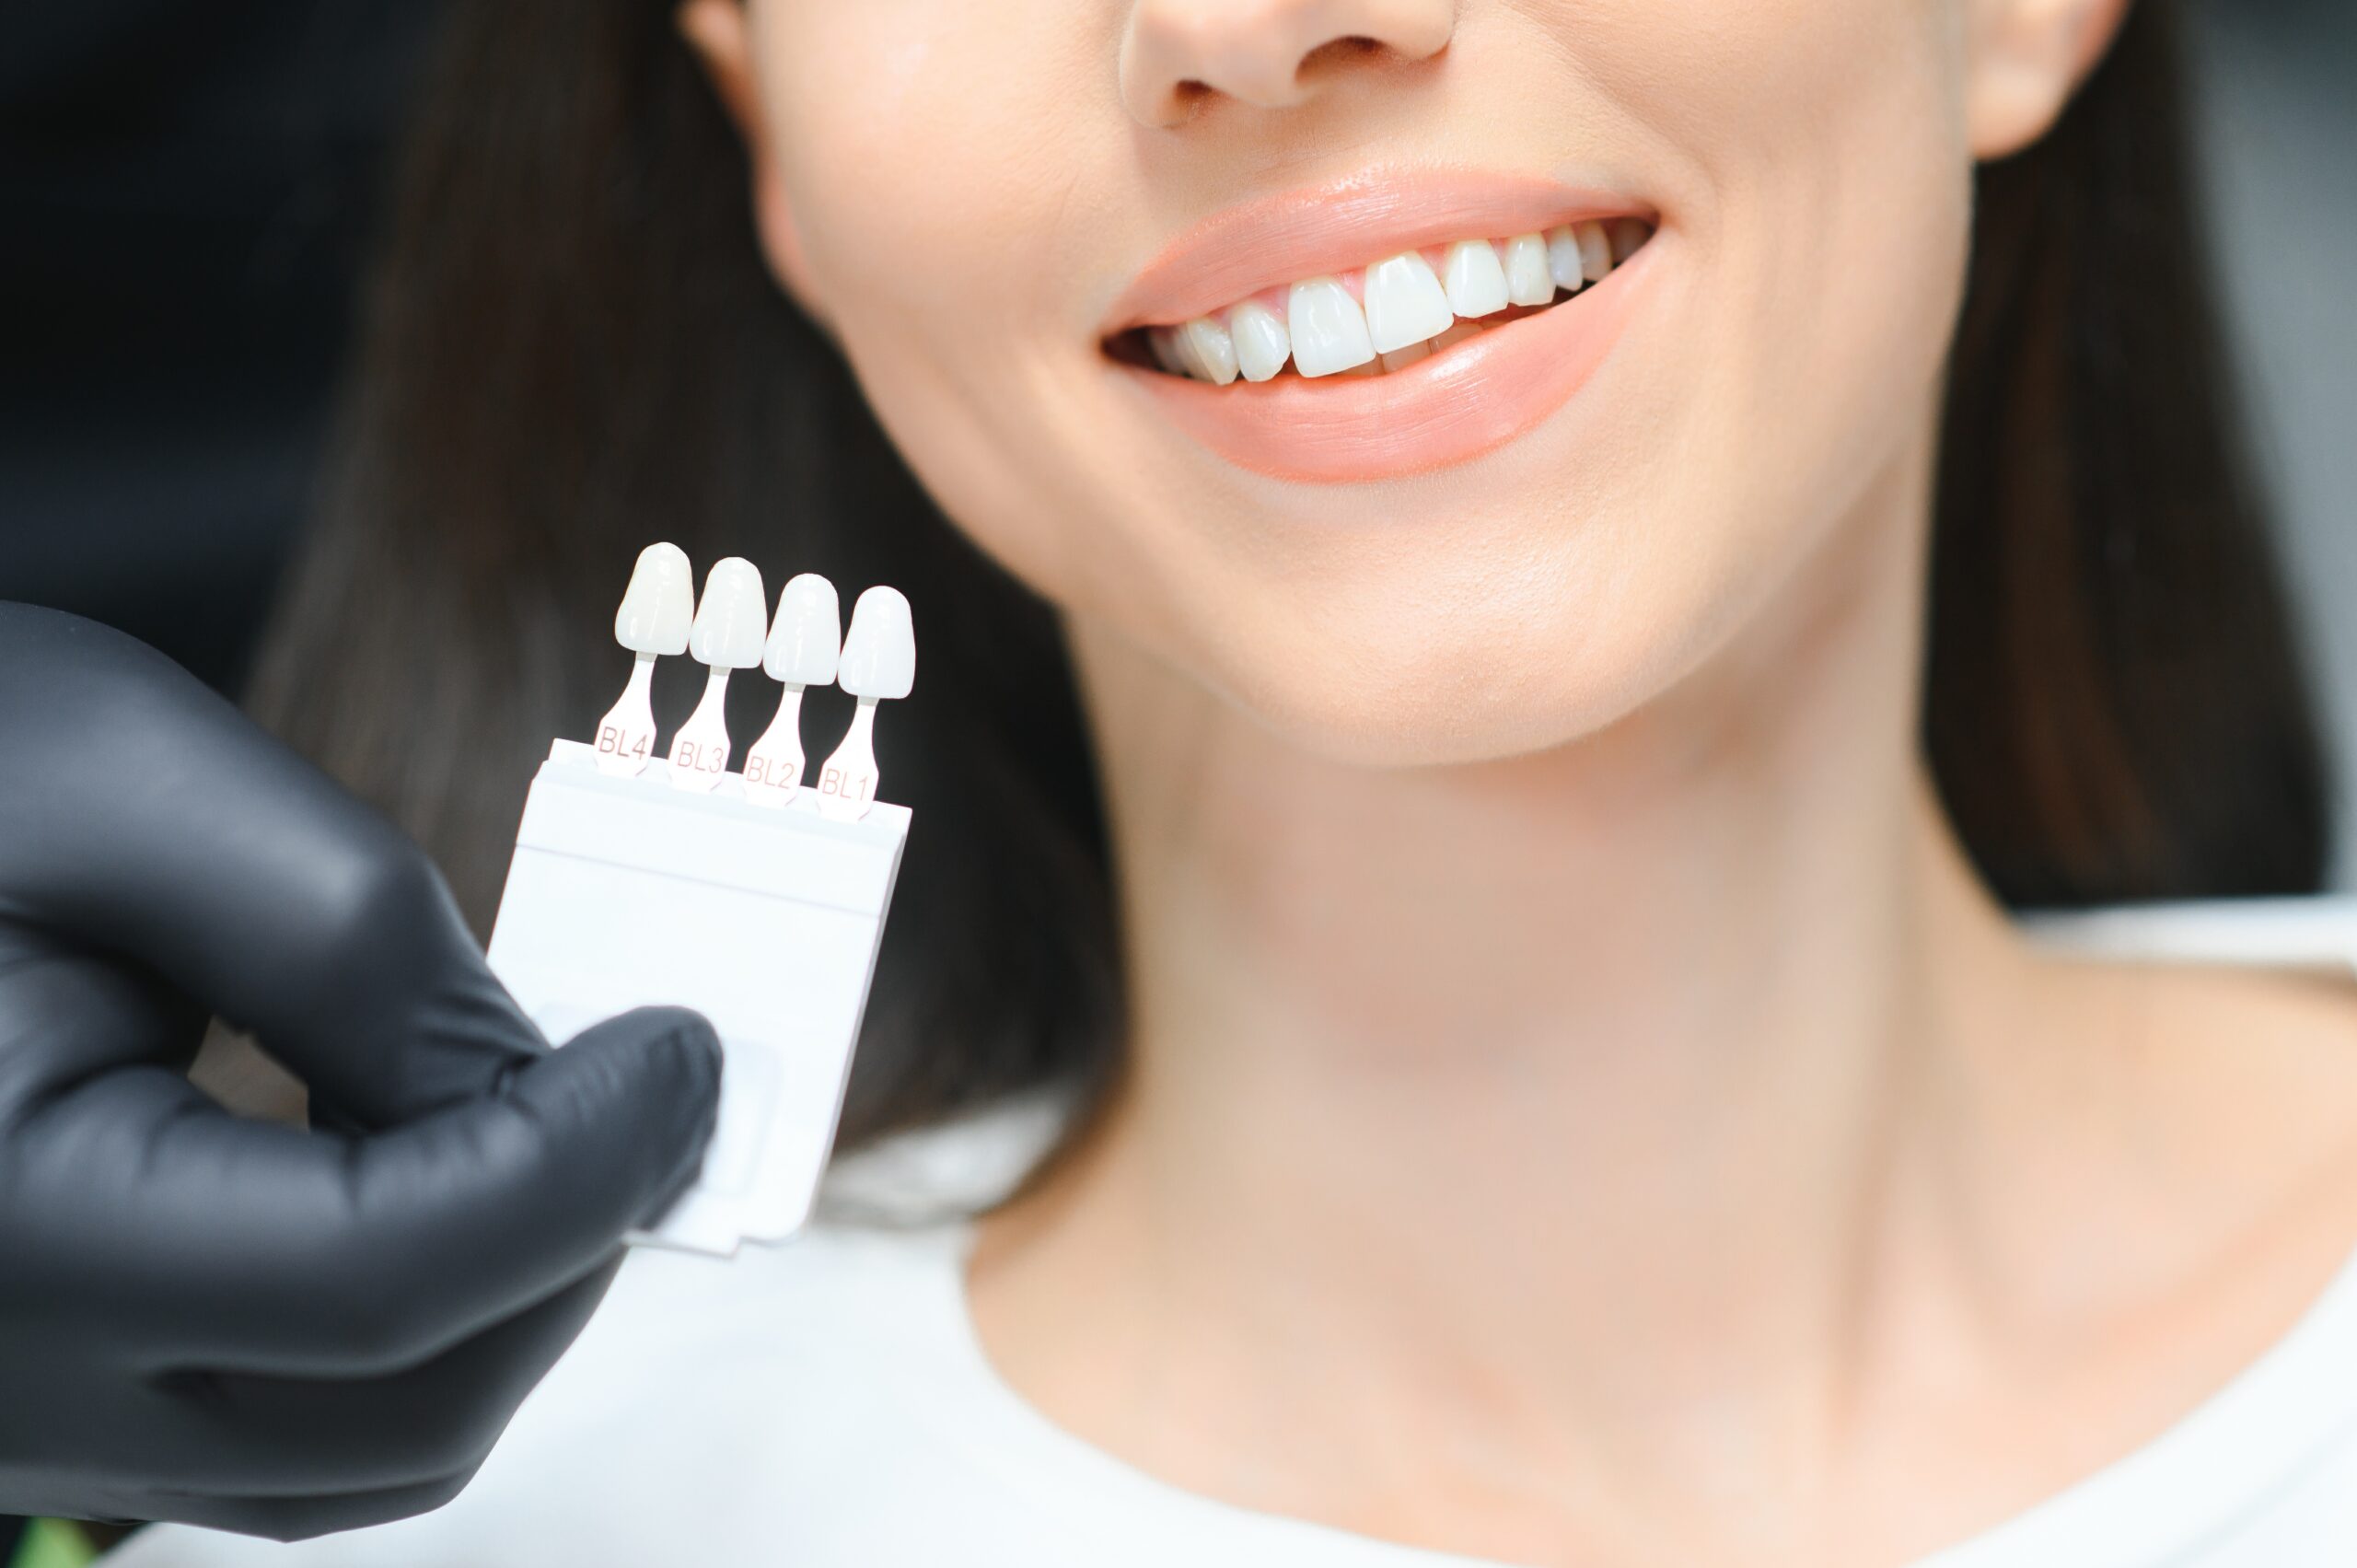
left=1120, top=0, right=1457, bottom=128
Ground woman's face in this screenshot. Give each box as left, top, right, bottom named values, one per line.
left=706, top=0, right=2104, bottom=764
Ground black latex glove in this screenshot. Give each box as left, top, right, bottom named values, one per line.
left=0, top=604, right=722, bottom=1539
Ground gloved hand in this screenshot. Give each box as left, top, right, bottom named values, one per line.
left=0, top=604, right=721, bottom=1539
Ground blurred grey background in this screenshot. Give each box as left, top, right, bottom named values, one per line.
left=2181, top=0, right=2357, bottom=884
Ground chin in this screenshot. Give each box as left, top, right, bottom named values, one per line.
left=1200, top=613, right=1689, bottom=772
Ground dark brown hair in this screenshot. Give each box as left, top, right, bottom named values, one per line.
left=250, top=0, right=2329, bottom=1152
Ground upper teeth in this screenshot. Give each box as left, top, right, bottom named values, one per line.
left=1146, top=219, right=1637, bottom=384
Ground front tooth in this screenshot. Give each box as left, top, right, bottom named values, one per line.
left=1227, top=301, right=1291, bottom=383
left=1545, top=226, right=1586, bottom=292
left=1573, top=221, right=1612, bottom=285
left=1360, top=252, right=1453, bottom=354
left=1180, top=316, right=1239, bottom=385
left=1378, top=342, right=1432, bottom=373
left=1286, top=277, right=1375, bottom=377
left=1502, top=234, right=1554, bottom=307
left=1442, top=239, right=1510, bottom=319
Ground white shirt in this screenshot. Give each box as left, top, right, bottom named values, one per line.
left=111, top=899, right=2357, bottom=1568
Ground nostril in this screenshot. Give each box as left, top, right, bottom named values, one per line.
left=1123, top=2, right=1454, bottom=126
left=1295, top=36, right=1386, bottom=84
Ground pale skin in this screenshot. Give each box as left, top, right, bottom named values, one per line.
left=684, top=1, right=2357, bottom=1562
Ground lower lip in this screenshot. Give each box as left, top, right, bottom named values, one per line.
left=1123, top=238, right=1659, bottom=485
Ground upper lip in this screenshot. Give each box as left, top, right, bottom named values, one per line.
left=1106, top=166, right=1655, bottom=333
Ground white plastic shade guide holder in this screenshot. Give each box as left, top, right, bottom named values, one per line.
left=667, top=556, right=769, bottom=794
left=485, top=738, right=911, bottom=1255
left=816, top=586, right=915, bottom=820
left=743, top=574, right=842, bottom=807
left=595, top=542, right=693, bottom=776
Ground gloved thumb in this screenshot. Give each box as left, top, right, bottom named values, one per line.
left=503, top=1005, right=726, bottom=1237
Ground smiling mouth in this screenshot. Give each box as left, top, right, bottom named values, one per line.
left=1110, top=216, right=1655, bottom=385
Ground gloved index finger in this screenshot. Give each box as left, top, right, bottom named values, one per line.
left=0, top=604, right=541, bottom=1126
left=9, top=1007, right=719, bottom=1380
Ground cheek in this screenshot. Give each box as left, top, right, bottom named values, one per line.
left=1621, top=0, right=1973, bottom=515
left=1515, top=0, right=1975, bottom=725
left=750, top=0, right=1145, bottom=596
left=760, top=3, right=1091, bottom=295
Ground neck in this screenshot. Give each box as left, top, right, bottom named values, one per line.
left=1001, top=439, right=2044, bottom=1436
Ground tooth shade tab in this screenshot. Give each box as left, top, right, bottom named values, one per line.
left=614, top=541, right=693, bottom=655
left=745, top=575, right=829, bottom=803
left=689, top=557, right=770, bottom=668
left=1503, top=234, right=1554, bottom=307
left=839, top=586, right=915, bottom=701
left=1360, top=252, right=1453, bottom=354
left=819, top=588, right=911, bottom=820
left=1286, top=277, right=1375, bottom=377
left=764, top=573, right=842, bottom=686
left=1442, top=240, right=1510, bottom=319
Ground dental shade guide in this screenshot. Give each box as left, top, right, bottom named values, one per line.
left=668, top=557, right=768, bottom=793
left=485, top=545, right=915, bottom=1256
left=595, top=542, right=693, bottom=776
left=816, top=587, right=915, bottom=822
left=743, top=574, right=842, bottom=807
